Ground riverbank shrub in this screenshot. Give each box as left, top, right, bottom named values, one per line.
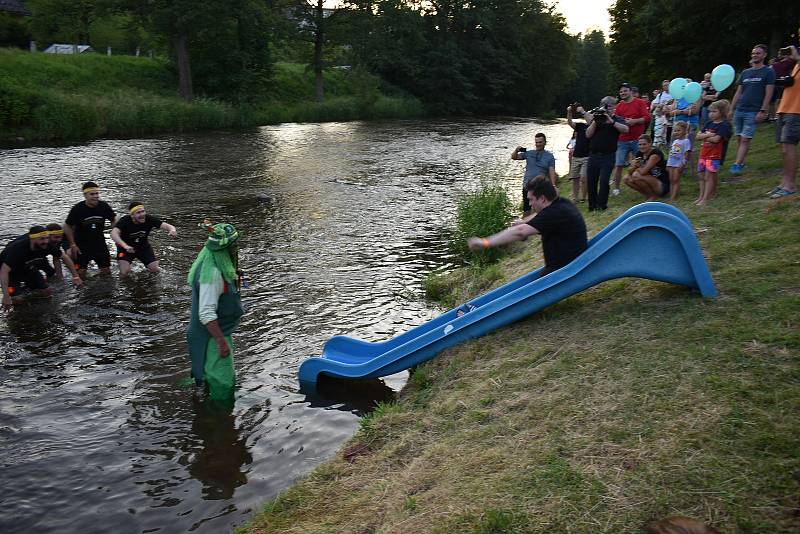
left=450, top=182, right=514, bottom=266
left=0, top=48, right=426, bottom=143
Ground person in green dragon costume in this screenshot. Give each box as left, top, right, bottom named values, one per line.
left=186, top=222, right=244, bottom=401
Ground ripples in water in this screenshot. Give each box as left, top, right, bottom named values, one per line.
left=0, top=117, right=570, bottom=532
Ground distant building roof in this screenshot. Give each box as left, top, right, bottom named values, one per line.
left=0, top=0, right=31, bottom=16
left=43, top=44, right=95, bottom=54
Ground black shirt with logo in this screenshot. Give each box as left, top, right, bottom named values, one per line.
left=65, top=201, right=116, bottom=248
left=0, top=236, right=52, bottom=274
left=114, top=215, right=163, bottom=249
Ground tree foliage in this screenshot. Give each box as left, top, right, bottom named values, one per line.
left=609, top=0, right=800, bottom=93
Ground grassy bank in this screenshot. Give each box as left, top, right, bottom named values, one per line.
left=242, top=125, right=799, bottom=533
left=0, top=49, right=424, bottom=142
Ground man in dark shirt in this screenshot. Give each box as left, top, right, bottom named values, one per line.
left=111, top=201, right=178, bottom=277
left=1, top=226, right=83, bottom=309
left=64, top=181, right=118, bottom=278
left=467, top=176, right=588, bottom=276
left=586, top=97, right=630, bottom=211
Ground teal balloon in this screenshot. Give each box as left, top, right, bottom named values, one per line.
left=669, top=77, right=687, bottom=99
left=711, top=64, right=735, bottom=91
left=683, top=81, right=702, bottom=103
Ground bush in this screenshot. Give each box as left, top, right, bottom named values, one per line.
left=450, top=182, right=514, bottom=266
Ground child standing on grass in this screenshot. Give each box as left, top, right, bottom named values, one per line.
left=666, top=120, right=691, bottom=201
left=695, top=99, right=732, bottom=205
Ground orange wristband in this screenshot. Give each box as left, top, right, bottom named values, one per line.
left=482, top=238, right=490, bottom=249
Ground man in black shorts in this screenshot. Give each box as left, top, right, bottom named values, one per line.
left=111, top=201, right=178, bottom=277
left=64, top=181, right=118, bottom=278
left=1, top=226, right=83, bottom=309
left=467, top=175, right=588, bottom=276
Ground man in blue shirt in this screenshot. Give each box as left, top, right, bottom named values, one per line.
left=729, top=44, right=776, bottom=174
left=512, top=132, right=557, bottom=213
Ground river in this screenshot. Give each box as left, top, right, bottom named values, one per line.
left=0, top=118, right=570, bottom=533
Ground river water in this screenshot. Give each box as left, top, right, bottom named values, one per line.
left=0, top=118, right=570, bottom=533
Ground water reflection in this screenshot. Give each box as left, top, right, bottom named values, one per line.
left=0, top=117, right=567, bottom=533
left=188, top=396, right=254, bottom=501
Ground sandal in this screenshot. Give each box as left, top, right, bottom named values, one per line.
left=770, top=188, right=797, bottom=199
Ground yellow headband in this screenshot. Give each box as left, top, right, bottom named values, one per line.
left=130, top=204, right=145, bottom=214
left=47, top=230, right=64, bottom=236
left=29, top=231, right=49, bottom=238
left=83, top=187, right=100, bottom=193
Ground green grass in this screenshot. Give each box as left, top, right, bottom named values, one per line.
left=240, top=125, right=799, bottom=534
left=0, top=49, right=425, bottom=142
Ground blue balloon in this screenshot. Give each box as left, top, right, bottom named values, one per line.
left=683, top=81, right=702, bottom=104
left=711, top=64, right=736, bottom=91
left=669, top=77, right=687, bottom=99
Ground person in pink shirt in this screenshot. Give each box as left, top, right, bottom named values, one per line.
left=612, top=83, right=652, bottom=196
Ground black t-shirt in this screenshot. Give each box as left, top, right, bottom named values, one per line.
left=0, top=236, right=52, bottom=274
left=66, top=200, right=116, bottom=248
left=573, top=122, right=590, bottom=158
left=589, top=117, right=625, bottom=155
left=114, top=215, right=163, bottom=248
left=636, top=149, right=668, bottom=186
left=528, top=197, right=588, bottom=273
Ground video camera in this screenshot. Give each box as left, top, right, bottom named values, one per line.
left=587, top=105, right=609, bottom=121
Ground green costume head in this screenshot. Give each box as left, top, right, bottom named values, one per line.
left=188, top=223, right=240, bottom=286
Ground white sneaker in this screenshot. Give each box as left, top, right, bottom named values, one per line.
left=612, top=188, right=620, bottom=196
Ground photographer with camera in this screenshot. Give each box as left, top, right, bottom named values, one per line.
left=566, top=103, right=589, bottom=203
left=729, top=44, right=776, bottom=175
left=512, top=133, right=557, bottom=214
left=585, top=97, right=630, bottom=211
left=769, top=45, right=800, bottom=199
left=623, top=134, right=668, bottom=201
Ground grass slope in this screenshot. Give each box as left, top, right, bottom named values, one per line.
left=242, top=125, right=799, bottom=533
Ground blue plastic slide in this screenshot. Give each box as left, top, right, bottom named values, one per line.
left=298, top=203, right=717, bottom=385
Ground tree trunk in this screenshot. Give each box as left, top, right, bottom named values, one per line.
left=175, top=31, right=194, bottom=102
left=313, top=0, right=324, bottom=102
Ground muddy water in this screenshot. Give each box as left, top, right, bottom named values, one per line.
left=0, top=118, right=570, bottom=533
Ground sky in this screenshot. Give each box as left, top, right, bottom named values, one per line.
left=552, top=0, right=613, bottom=37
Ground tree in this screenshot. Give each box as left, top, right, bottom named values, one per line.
left=118, top=0, right=273, bottom=102
left=609, top=0, right=800, bottom=92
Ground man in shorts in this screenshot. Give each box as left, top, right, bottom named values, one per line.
left=64, top=181, right=118, bottom=278
left=729, top=44, right=776, bottom=175
left=612, top=83, right=651, bottom=196
left=111, top=201, right=178, bottom=277
left=1, top=226, right=83, bottom=309
left=566, top=104, right=589, bottom=202
left=769, top=45, right=800, bottom=198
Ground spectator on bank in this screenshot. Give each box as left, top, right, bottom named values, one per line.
left=695, top=99, right=733, bottom=205
left=651, top=80, right=673, bottom=137
left=612, top=83, right=651, bottom=196
left=666, top=121, right=692, bottom=201
left=585, top=96, right=630, bottom=211
left=769, top=45, right=800, bottom=199
left=770, top=48, right=797, bottom=121
left=512, top=133, right=557, bottom=214
left=729, top=44, right=776, bottom=175
left=624, top=134, right=668, bottom=201
left=700, top=72, right=720, bottom=127
left=669, top=94, right=700, bottom=176
left=566, top=104, right=590, bottom=203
